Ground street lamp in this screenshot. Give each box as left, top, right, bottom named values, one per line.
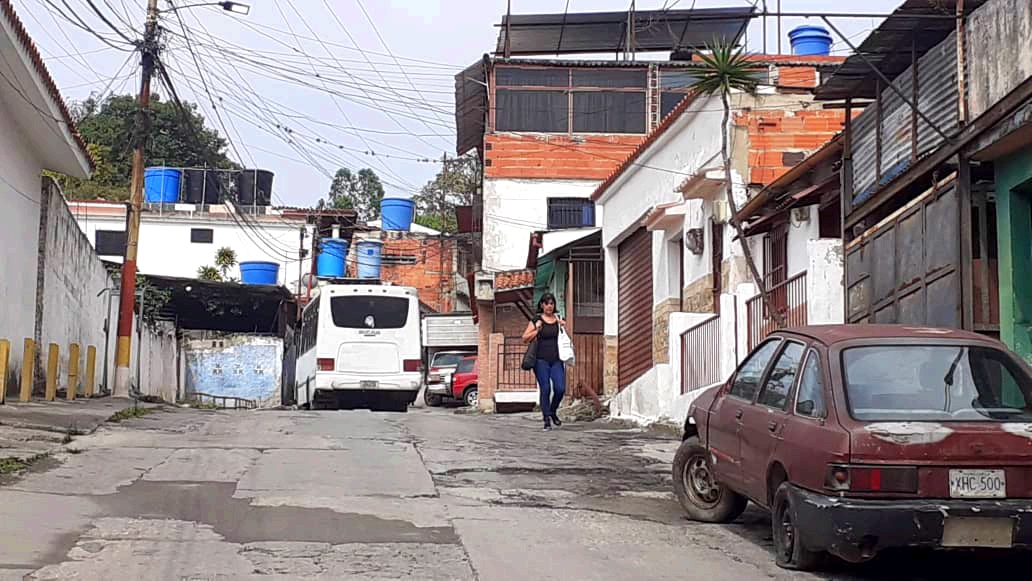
left=160, top=1, right=250, bottom=15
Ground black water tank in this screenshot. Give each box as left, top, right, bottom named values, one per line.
left=237, top=169, right=274, bottom=206
left=183, top=168, right=225, bottom=204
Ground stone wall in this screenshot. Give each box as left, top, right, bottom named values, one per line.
left=681, top=274, right=715, bottom=314
left=652, top=298, right=680, bottom=364
left=603, top=335, right=619, bottom=396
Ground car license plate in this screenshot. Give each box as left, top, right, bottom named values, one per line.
left=360, top=380, right=378, bottom=390
left=949, top=469, right=1006, bottom=498
left=942, top=517, right=1014, bottom=548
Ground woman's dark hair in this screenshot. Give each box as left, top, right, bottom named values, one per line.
left=537, top=292, right=556, bottom=313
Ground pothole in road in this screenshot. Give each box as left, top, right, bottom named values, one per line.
left=97, top=480, right=459, bottom=546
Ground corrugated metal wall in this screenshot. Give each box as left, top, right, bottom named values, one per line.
left=849, top=31, right=959, bottom=209
left=423, top=315, right=479, bottom=348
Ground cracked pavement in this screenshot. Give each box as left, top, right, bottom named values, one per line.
left=2, top=406, right=1031, bottom=580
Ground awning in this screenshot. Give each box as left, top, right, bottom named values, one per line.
left=742, top=176, right=838, bottom=236
left=644, top=201, right=688, bottom=232
left=679, top=168, right=725, bottom=200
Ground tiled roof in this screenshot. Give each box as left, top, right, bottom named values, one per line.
left=0, top=0, right=93, bottom=169
left=494, top=269, right=534, bottom=291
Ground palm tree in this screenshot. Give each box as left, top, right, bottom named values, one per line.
left=694, top=39, right=784, bottom=327
left=197, top=265, right=222, bottom=281
left=214, top=247, right=238, bottom=281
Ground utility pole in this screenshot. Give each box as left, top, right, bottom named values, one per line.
left=113, top=0, right=160, bottom=397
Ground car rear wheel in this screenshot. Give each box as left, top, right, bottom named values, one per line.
left=672, top=436, right=747, bottom=522
left=463, top=385, right=478, bottom=408
left=772, top=482, right=826, bottom=571
left=423, top=387, right=443, bottom=407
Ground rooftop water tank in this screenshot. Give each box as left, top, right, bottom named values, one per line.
left=788, top=25, right=833, bottom=56
left=381, top=197, right=415, bottom=231
left=355, top=239, right=384, bottom=279
left=316, top=238, right=348, bottom=278
left=239, top=261, right=279, bottom=285
left=237, top=169, right=274, bottom=206
left=143, top=167, right=181, bottom=204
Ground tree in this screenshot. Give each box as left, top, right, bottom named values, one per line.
left=54, top=93, right=237, bottom=200
left=695, top=40, right=784, bottom=327
left=412, top=152, right=480, bottom=233
left=323, top=168, right=384, bottom=220
left=197, top=247, right=238, bottom=282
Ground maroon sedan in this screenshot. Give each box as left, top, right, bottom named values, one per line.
left=674, top=324, right=1032, bottom=570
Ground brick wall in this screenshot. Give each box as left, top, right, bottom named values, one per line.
left=484, top=134, right=642, bottom=180
left=736, top=108, right=847, bottom=186
left=361, top=234, right=458, bottom=313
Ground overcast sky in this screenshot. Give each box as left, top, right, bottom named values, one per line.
left=17, top=0, right=899, bottom=207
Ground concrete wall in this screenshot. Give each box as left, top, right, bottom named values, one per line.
left=0, top=95, right=44, bottom=394
left=183, top=332, right=284, bottom=407
left=482, top=178, right=599, bottom=272
left=38, top=180, right=117, bottom=393
left=806, top=239, right=845, bottom=325
left=132, top=318, right=179, bottom=402
left=72, top=206, right=310, bottom=290
left=967, top=0, right=1032, bottom=118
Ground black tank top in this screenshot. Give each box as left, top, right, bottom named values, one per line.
left=536, top=318, right=560, bottom=363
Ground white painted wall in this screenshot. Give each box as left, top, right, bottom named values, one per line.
left=806, top=239, right=845, bottom=325
left=482, top=178, right=600, bottom=272
left=132, top=318, right=179, bottom=402
left=0, top=90, right=44, bottom=393
left=787, top=205, right=821, bottom=277
left=599, top=94, right=724, bottom=250
left=74, top=211, right=311, bottom=290
left=39, top=184, right=119, bottom=396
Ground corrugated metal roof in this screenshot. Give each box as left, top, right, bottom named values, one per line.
left=454, top=58, right=487, bottom=156
left=495, top=7, right=754, bottom=56
left=815, top=0, right=987, bottom=100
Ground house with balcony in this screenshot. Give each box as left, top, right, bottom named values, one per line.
left=590, top=50, right=847, bottom=425
left=814, top=0, right=1032, bottom=363
left=456, top=5, right=766, bottom=410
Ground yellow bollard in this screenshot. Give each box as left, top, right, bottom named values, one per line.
left=84, top=346, right=97, bottom=398
left=45, top=343, right=59, bottom=402
left=20, top=339, right=34, bottom=402
left=67, top=343, right=80, bottom=401
left=0, top=339, right=9, bottom=405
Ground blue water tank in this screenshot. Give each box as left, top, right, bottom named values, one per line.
left=144, top=167, right=182, bottom=203
left=381, top=197, right=415, bottom=231
left=788, top=25, right=833, bottom=56
left=316, top=238, right=348, bottom=278
left=239, top=261, right=279, bottom=285
left=355, top=239, right=384, bottom=279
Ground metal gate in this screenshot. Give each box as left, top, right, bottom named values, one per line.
left=617, top=227, right=653, bottom=389
left=845, top=177, right=962, bottom=327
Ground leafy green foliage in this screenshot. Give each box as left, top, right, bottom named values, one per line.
left=321, top=168, right=384, bottom=220
left=197, top=247, right=238, bottom=282
left=412, top=153, right=480, bottom=233
left=53, top=93, right=237, bottom=201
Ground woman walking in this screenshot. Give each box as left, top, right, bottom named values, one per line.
left=522, top=292, right=567, bottom=430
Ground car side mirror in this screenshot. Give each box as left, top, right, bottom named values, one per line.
left=797, top=400, right=815, bottom=416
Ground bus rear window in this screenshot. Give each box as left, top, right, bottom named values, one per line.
left=330, top=296, right=410, bottom=329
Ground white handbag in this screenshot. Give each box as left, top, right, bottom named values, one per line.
left=557, top=325, right=575, bottom=364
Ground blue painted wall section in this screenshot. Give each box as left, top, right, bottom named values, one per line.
left=184, top=335, right=283, bottom=403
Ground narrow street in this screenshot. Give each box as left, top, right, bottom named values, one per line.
left=0, top=405, right=1028, bottom=580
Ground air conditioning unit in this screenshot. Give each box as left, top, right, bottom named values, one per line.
left=712, top=199, right=730, bottom=224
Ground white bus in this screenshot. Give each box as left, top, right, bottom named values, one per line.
left=295, top=283, right=422, bottom=411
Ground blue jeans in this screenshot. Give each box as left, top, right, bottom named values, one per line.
left=533, top=359, right=566, bottom=419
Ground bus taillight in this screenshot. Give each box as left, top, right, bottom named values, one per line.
left=317, top=358, right=335, bottom=371
left=403, top=359, right=421, bottom=372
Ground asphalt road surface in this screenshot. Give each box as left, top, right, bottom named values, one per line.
left=1, top=404, right=1029, bottom=580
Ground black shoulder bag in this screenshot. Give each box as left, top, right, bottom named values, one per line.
left=521, top=316, right=539, bottom=370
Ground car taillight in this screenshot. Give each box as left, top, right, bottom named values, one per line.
left=403, top=359, right=421, bottom=372
left=825, top=464, right=918, bottom=493
left=317, top=358, right=335, bottom=372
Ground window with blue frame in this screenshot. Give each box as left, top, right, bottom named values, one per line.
left=547, top=198, right=595, bottom=230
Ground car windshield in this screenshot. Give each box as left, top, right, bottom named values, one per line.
left=842, top=345, right=1032, bottom=422
left=432, top=353, right=468, bottom=368
left=455, top=358, right=475, bottom=373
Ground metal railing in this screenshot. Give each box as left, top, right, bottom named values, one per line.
left=546, top=198, right=595, bottom=230
left=496, top=340, right=538, bottom=391
left=681, top=316, right=721, bottom=394
left=746, top=270, right=808, bottom=351
left=191, top=392, right=258, bottom=410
